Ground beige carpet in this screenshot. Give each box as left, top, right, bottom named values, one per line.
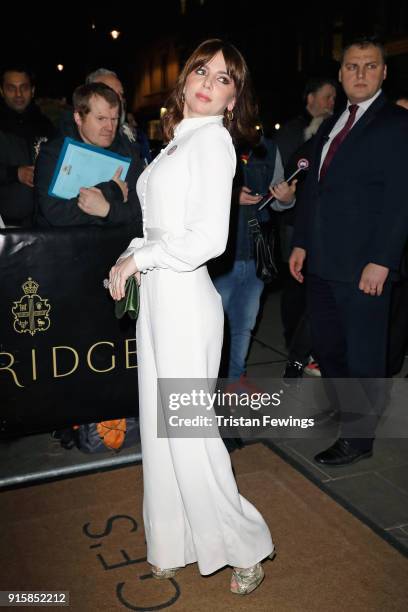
left=1, top=444, right=407, bottom=612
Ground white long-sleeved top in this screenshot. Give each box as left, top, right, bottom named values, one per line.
left=120, top=115, right=236, bottom=272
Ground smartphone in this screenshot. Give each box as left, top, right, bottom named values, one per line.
left=250, top=190, right=267, bottom=197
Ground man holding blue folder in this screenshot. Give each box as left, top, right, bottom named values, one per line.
left=34, top=83, right=143, bottom=233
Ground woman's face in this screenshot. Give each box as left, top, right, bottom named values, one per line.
left=183, top=50, right=236, bottom=119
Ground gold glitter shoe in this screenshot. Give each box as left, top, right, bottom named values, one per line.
left=230, top=551, right=276, bottom=595
left=151, top=566, right=180, bottom=580
left=230, top=562, right=264, bottom=595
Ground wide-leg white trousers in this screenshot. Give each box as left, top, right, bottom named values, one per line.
left=136, top=265, right=273, bottom=575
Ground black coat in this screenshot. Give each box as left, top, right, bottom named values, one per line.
left=0, top=101, right=55, bottom=225
left=275, top=111, right=311, bottom=167
left=34, top=123, right=143, bottom=234
left=293, top=93, right=408, bottom=282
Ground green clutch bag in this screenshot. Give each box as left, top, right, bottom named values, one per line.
left=114, top=276, right=140, bottom=320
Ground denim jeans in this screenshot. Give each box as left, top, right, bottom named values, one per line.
left=213, top=259, right=264, bottom=379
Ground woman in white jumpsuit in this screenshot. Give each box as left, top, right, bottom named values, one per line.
left=109, top=39, right=273, bottom=595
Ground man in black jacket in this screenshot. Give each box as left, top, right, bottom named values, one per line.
left=34, top=82, right=143, bottom=233
left=290, top=38, right=408, bottom=465
left=0, top=66, right=55, bottom=226
left=277, top=78, right=337, bottom=375
left=276, top=77, right=337, bottom=168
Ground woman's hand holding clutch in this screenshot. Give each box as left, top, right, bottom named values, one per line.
left=108, top=254, right=140, bottom=301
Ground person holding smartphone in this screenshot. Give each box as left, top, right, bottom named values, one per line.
left=211, top=131, right=296, bottom=381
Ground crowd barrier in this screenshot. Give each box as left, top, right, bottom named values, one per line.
left=0, top=227, right=139, bottom=437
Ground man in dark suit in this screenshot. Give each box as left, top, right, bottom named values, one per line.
left=289, top=37, right=408, bottom=465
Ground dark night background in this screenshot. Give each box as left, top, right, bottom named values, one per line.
left=2, top=1, right=408, bottom=130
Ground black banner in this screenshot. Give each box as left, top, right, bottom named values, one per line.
left=0, top=227, right=139, bottom=436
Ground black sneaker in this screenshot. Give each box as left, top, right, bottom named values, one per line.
left=282, top=360, right=304, bottom=381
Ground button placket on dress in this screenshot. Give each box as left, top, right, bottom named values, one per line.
left=140, top=142, right=173, bottom=250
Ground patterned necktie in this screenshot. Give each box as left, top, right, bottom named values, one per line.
left=319, top=104, right=359, bottom=181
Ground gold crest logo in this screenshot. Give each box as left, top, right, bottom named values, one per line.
left=12, top=278, right=51, bottom=336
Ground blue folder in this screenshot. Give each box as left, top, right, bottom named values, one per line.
left=48, top=137, right=131, bottom=200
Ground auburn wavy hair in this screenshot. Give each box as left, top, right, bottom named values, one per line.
left=162, top=39, right=258, bottom=145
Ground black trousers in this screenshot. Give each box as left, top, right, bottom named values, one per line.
left=280, top=266, right=307, bottom=348
left=287, top=314, right=313, bottom=366
left=307, top=274, right=392, bottom=449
